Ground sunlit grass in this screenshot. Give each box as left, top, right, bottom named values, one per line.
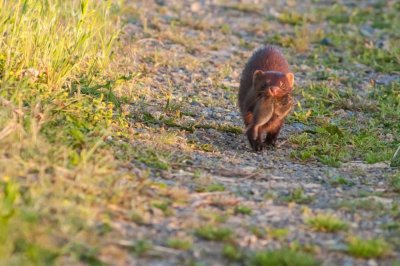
left=0, top=0, right=137, bottom=264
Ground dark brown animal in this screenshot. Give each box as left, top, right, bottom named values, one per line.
left=238, top=46, right=294, bottom=151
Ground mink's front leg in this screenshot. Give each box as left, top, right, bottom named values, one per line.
left=246, top=96, right=274, bottom=151
left=264, top=118, right=284, bottom=146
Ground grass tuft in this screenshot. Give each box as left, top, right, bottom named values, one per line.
left=283, top=188, right=314, bottom=204
left=347, top=237, right=392, bottom=258
left=248, top=249, right=320, bottom=266
left=195, top=226, right=233, bottom=242
left=306, top=214, right=348, bottom=232
left=222, top=244, right=243, bottom=261
left=390, top=173, right=400, bottom=193
left=166, top=238, right=192, bottom=251
left=234, top=205, right=252, bottom=215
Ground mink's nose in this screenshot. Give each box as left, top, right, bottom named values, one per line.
left=269, top=86, right=281, bottom=96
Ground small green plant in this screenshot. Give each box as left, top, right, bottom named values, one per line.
left=283, top=188, right=314, bottom=204
left=347, top=237, right=392, bottom=258
left=267, top=228, right=289, bottom=240
left=222, top=244, right=243, bottom=261
left=195, top=226, right=233, bottom=241
left=329, top=176, right=354, bottom=187
left=199, top=144, right=217, bottom=152
left=136, top=149, right=171, bottom=170
left=390, top=174, right=400, bottom=193
left=200, top=183, right=226, bottom=193
left=234, top=205, right=252, bottom=215
left=380, top=222, right=400, bottom=231
left=290, top=241, right=319, bottom=254
left=152, top=201, right=173, bottom=216
left=220, top=23, right=231, bottom=35
left=131, top=240, right=152, bottom=256
left=391, top=145, right=400, bottom=167
left=248, top=249, right=320, bottom=266
left=306, top=214, right=348, bottom=232
left=229, top=3, right=259, bottom=13
left=337, top=198, right=385, bottom=213
left=250, top=226, right=266, bottom=238
left=278, top=11, right=306, bottom=25
left=217, top=124, right=243, bottom=134
left=166, top=238, right=192, bottom=251
left=69, top=243, right=106, bottom=266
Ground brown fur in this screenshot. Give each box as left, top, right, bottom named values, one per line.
left=238, top=45, right=294, bottom=151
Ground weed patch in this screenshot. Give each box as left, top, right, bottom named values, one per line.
left=195, top=226, right=233, bottom=242
left=347, top=237, right=392, bottom=259
left=306, top=214, right=348, bottom=232
left=248, top=249, right=320, bottom=266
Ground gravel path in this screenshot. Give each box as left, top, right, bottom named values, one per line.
left=120, top=1, right=400, bottom=265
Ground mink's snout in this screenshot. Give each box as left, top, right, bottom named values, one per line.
left=269, top=86, right=281, bottom=97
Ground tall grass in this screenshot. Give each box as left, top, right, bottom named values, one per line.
left=0, top=0, right=133, bottom=264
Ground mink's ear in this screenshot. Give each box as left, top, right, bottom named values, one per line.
left=252, top=70, right=264, bottom=88
left=286, top=72, right=294, bottom=88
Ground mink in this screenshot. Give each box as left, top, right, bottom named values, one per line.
left=238, top=46, right=294, bottom=151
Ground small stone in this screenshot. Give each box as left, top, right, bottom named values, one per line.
left=360, top=24, right=374, bottom=37
left=320, top=38, right=333, bottom=46
left=154, top=0, right=165, bottom=6
left=190, top=2, right=202, bottom=12
left=299, top=64, right=311, bottom=71
left=191, top=101, right=201, bottom=107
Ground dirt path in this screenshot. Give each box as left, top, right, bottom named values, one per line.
left=116, top=1, right=400, bottom=265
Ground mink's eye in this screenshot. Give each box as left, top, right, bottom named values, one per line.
left=260, top=79, right=271, bottom=89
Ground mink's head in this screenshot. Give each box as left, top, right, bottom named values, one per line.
left=252, top=70, right=294, bottom=98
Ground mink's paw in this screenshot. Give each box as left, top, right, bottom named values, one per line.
left=265, top=138, right=277, bottom=147
left=253, top=139, right=264, bottom=152
left=247, top=127, right=264, bottom=152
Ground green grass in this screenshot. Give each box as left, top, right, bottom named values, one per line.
left=1, top=0, right=399, bottom=264
left=267, top=228, right=289, bottom=240
left=347, top=237, right=392, bottom=259
left=306, top=214, right=348, bottom=232
left=278, top=11, right=309, bottom=26
left=234, top=205, right=252, bottom=215
left=290, top=81, right=399, bottom=166
left=283, top=188, right=314, bottom=204
left=248, top=249, right=320, bottom=266
left=196, top=183, right=226, bottom=193
left=249, top=226, right=266, bottom=239
left=392, top=145, right=400, bottom=167
left=227, top=3, right=259, bottom=13
left=195, top=226, right=233, bottom=242
left=0, top=0, right=149, bottom=263
left=287, top=3, right=399, bottom=167
left=390, top=173, right=400, bottom=193
left=329, top=176, right=354, bottom=187
left=131, top=240, right=153, bottom=257
left=337, top=198, right=386, bottom=214
left=222, top=244, right=243, bottom=261
left=166, top=238, right=192, bottom=251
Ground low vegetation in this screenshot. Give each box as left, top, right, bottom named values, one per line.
left=194, top=226, right=233, bottom=242
left=0, top=0, right=398, bottom=265
left=248, top=249, right=320, bottom=266
left=306, top=214, right=348, bottom=232
left=347, top=237, right=392, bottom=259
